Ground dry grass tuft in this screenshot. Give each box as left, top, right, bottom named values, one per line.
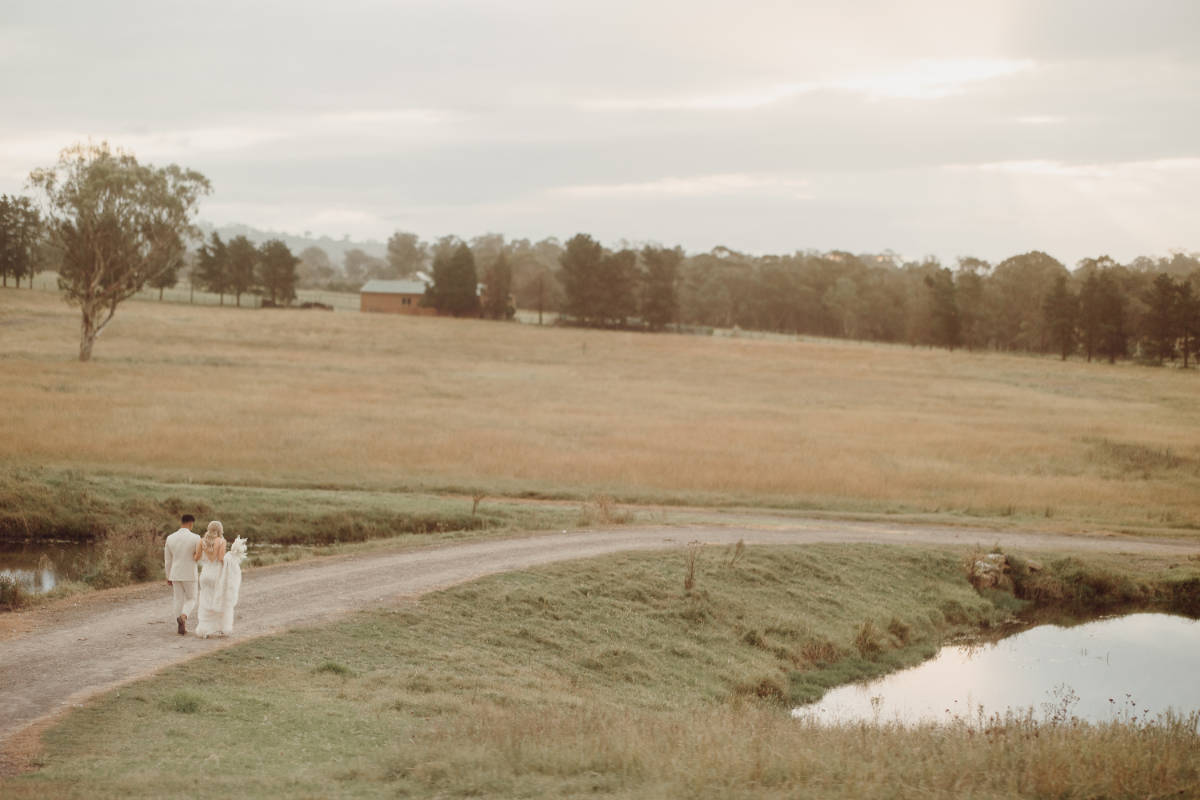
left=84, top=525, right=162, bottom=589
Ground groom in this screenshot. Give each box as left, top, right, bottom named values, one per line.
left=164, top=514, right=201, bottom=635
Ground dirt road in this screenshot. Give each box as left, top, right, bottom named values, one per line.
left=2, top=519, right=1195, bottom=754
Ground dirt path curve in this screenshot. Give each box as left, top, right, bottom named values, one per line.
left=2, top=519, right=1196, bottom=753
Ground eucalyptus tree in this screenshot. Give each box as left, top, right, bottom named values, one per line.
left=482, top=249, right=514, bottom=320
left=30, top=142, right=210, bottom=361
left=640, top=245, right=682, bottom=331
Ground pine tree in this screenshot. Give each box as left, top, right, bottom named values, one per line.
left=258, top=239, right=298, bottom=306
left=427, top=242, right=480, bottom=316
left=0, top=194, right=43, bottom=288
left=559, top=233, right=605, bottom=324
left=196, top=232, right=230, bottom=305
left=226, top=235, right=260, bottom=307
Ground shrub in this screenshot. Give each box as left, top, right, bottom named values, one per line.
left=315, top=661, right=353, bottom=676
left=84, top=526, right=162, bottom=589
left=0, top=575, right=24, bottom=610
left=854, top=620, right=883, bottom=659
left=159, top=691, right=203, bottom=713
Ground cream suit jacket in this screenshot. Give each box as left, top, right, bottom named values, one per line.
left=164, top=528, right=201, bottom=582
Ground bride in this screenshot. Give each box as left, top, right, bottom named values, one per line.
left=192, top=521, right=248, bottom=638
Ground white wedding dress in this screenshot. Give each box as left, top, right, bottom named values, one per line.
left=195, top=537, right=247, bottom=638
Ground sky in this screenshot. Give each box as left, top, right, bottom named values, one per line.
left=2, top=0, right=1198, bottom=266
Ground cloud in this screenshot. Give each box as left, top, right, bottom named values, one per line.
left=549, top=173, right=812, bottom=199
left=833, top=58, right=1035, bottom=100
left=579, top=58, right=1035, bottom=111
left=954, top=157, right=1200, bottom=179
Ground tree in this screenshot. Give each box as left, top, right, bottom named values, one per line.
left=1042, top=273, right=1077, bottom=360
left=1143, top=273, right=1178, bottom=364
left=1176, top=280, right=1199, bottom=368
left=226, top=235, right=259, bottom=306
left=1095, top=270, right=1128, bottom=364
left=989, top=251, right=1067, bottom=352
left=195, top=232, right=230, bottom=304
left=510, top=237, right=564, bottom=319
left=1076, top=272, right=1102, bottom=362
left=559, top=233, right=606, bottom=324
left=481, top=249, right=514, bottom=320
left=386, top=231, right=428, bottom=277
left=954, top=257, right=990, bottom=350
left=0, top=194, right=43, bottom=288
left=640, top=245, right=681, bottom=331
left=343, top=248, right=385, bottom=284
left=297, top=246, right=335, bottom=288
left=258, top=239, right=298, bottom=305
left=146, top=244, right=184, bottom=300
left=924, top=266, right=960, bottom=350
left=599, top=248, right=639, bottom=326
left=426, top=242, right=479, bottom=316
left=30, top=142, right=210, bottom=361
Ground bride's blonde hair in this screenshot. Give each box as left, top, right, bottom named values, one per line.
left=202, top=520, right=225, bottom=553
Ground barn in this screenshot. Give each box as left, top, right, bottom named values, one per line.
left=359, top=279, right=437, bottom=315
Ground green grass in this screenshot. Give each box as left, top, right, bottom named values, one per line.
left=7, top=543, right=1199, bottom=798
left=0, top=466, right=599, bottom=605
left=0, top=467, right=584, bottom=546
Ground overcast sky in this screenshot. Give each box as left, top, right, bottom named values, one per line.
left=2, top=0, right=1197, bottom=266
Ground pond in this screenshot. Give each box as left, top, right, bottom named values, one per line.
left=0, top=540, right=96, bottom=593
left=794, top=613, right=1200, bottom=726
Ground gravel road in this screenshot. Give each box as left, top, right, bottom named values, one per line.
left=2, top=519, right=1195, bottom=758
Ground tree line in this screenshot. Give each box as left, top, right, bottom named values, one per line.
left=293, top=229, right=1200, bottom=365
left=5, top=142, right=1199, bottom=366
left=192, top=232, right=300, bottom=307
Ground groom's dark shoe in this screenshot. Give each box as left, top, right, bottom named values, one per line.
left=177, top=615, right=186, bottom=635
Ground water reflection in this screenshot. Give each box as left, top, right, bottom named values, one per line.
left=0, top=541, right=94, bottom=594
left=795, top=613, right=1200, bottom=726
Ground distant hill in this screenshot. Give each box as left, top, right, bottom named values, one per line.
left=197, top=221, right=387, bottom=262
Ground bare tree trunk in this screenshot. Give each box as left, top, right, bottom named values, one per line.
left=79, top=308, right=97, bottom=362
left=537, top=275, right=544, bottom=325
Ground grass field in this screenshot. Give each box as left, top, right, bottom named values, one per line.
left=3, top=286, right=1199, bottom=538
left=5, top=544, right=1198, bottom=798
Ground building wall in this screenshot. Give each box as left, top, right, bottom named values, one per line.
left=360, top=292, right=438, bottom=315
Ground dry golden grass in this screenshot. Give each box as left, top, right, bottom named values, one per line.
left=3, top=288, right=1199, bottom=532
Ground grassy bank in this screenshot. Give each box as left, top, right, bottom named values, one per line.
left=0, top=467, right=597, bottom=606
left=3, top=290, right=1200, bottom=536
left=0, top=467, right=585, bottom=545
left=6, top=544, right=1198, bottom=798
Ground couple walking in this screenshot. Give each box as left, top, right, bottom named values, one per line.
left=164, top=514, right=248, bottom=638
